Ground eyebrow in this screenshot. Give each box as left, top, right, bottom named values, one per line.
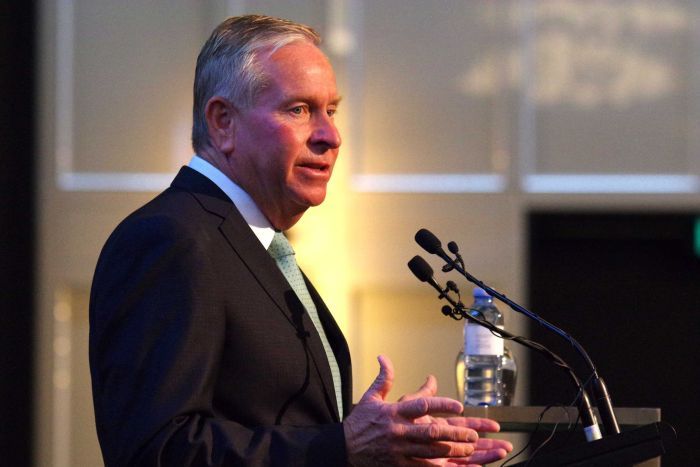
left=280, top=94, right=343, bottom=106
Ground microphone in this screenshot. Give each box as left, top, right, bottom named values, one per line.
left=415, top=228, right=619, bottom=437
left=407, top=256, right=452, bottom=301
left=407, top=254, right=602, bottom=441
left=416, top=228, right=467, bottom=273
left=407, top=254, right=436, bottom=283
left=443, top=241, right=465, bottom=272
left=415, top=228, right=446, bottom=256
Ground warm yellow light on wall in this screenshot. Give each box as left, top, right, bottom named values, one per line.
left=290, top=120, right=353, bottom=336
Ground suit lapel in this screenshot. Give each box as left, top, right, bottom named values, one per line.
left=217, top=213, right=343, bottom=421
left=171, top=167, right=346, bottom=421
left=306, top=275, right=352, bottom=419
left=171, top=167, right=297, bottom=326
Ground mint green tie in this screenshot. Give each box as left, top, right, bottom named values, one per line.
left=268, top=231, right=343, bottom=417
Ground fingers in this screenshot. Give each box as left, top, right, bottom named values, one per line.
left=358, top=354, right=395, bottom=403
left=401, top=422, right=478, bottom=444
left=442, top=416, right=502, bottom=433
left=401, top=439, right=476, bottom=460
left=399, top=425, right=512, bottom=464
left=410, top=442, right=511, bottom=467
left=396, top=456, right=468, bottom=467
left=399, top=374, right=438, bottom=402
left=475, top=437, right=513, bottom=453
left=397, top=396, right=463, bottom=419
left=449, top=437, right=513, bottom=466
left=461, top=447, right=511, bottom=465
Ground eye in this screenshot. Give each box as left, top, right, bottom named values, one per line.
left=290, top=105, right=307, bottom=116
left=326, top=107, right=337, bottom=118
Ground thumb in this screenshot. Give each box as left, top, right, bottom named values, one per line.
left=359, top=354, right=394, bottom=403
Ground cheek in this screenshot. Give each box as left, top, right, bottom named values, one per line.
left=273, top=126, right=306, bottom=165
left=274, top=123, right=304, bottom=147
left=245, top=118, right=308, bottom=178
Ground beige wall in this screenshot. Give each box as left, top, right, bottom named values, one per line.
left=37, top=1, right=700, bottom=465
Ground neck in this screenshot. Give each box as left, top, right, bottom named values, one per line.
left=195, top=148, right=306, bottom=231
left=196, top=146, right=227, bottom=172
left=264, top=206, right=305, bottom=231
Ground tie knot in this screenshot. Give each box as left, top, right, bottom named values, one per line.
left=268, top=231, right=295, bottom=260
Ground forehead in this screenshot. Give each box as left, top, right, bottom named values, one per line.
left=256, top=41, right=339, bottom=101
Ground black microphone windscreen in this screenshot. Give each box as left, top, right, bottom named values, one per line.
left=407, top=255, right=434, bottom=282
left=415, top=228, right=442, bottom=254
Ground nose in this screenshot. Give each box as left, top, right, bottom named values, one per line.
left=310, top=113, right=341, bottom=151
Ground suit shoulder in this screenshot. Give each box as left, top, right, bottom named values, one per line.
left=111, top=187, right=222, bottom=239
left=93, top=188, right=220, bottom=274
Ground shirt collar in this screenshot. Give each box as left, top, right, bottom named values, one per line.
left=188, top=155, right=275, bottom=249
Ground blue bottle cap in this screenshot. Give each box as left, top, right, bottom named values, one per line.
left=473, top=287, right=491, bottom=298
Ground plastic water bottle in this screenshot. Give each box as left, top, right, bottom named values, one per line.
left=457, top=287, right=517, bottom=406
left=456, top=347, right=517, bottom=405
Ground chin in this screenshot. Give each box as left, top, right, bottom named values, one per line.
left=308, top=194, right=328, bottom=207
left=294, top=189, right=328, bottom=208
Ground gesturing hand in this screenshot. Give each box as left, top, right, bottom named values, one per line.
left=343, top=355, right=511, bottom=466
left=399, top=374, right=513, bottom=466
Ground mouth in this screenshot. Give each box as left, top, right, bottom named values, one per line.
left=297, top=160, right=331, bottom=176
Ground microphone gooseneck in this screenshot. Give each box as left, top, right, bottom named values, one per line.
left=407, top=254, right=602, bottom=441
left=413, top=228, right=620, bottom=436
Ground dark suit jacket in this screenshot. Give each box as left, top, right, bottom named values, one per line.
left=89, top=167, right=352, bottom=466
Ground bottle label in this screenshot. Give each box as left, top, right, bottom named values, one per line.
left=465, top=325, right=504, bottom=355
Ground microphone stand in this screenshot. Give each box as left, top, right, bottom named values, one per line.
left=407, top=256, right=602, bottom=441
left=415, top=230, right=620, bottom=436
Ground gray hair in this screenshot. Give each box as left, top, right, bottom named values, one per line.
left=191, top=15, right=321, bottom=152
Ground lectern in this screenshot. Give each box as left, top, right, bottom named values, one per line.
left=462, top=406, right=674, bottom=466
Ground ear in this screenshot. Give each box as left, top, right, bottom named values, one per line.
left=204, top=96, right=236, bottom=154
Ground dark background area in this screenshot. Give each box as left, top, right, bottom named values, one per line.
left=2, top=3, right=699, bottom=466
left=528, top=211, right=700, bottom=466
left=0, top=1, right=36, bottom=466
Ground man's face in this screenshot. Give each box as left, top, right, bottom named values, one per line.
left=228, top=41, right=342, bottom=229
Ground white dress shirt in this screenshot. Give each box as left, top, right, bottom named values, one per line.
left=188, top=155, right=275, bottom=249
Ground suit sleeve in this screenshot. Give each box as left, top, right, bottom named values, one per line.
left=89, top=214, right=347, bottom=466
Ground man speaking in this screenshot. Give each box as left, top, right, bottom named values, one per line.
left=89, top=15, right=512, bottom=466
